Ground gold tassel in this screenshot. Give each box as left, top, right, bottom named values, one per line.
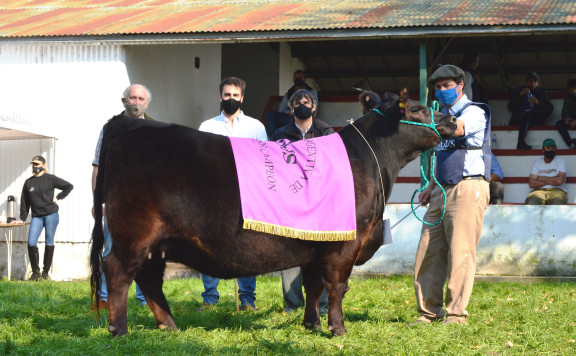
left=243, top=219, right=356, bottom=241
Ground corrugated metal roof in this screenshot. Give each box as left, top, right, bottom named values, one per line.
left=0, top=0, right=575, bottom=38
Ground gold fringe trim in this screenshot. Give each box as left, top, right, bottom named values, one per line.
left=243, top=219, right=356, bottom=241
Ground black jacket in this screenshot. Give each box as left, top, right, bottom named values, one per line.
left=20, top=173, right=73, bottom=220
left=270, top=119, right=334, bottom=142
left=508, top=86, right=553, bottom=113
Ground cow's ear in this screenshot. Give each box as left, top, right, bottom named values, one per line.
left=398, top=88, right=408, bottom=115
left=398, top=88, right=408, bottom=105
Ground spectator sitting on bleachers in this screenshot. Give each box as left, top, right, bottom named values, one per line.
left=508, top=72, right=554, bottom=150
left=359, top=90, right=381, bottom=115
left=264, top=70, right=318, bottom=138
left=490, top=154, right=504, bottom=205
left=554, top=78, right=576, bottom=149
left=525, top=138, right=568, bottom=205
left=459, top=50, right=483, bottom=103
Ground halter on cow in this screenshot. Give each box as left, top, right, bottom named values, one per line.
left=90, top=91, right=457, bottom=336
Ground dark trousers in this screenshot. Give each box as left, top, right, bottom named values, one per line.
left=281, top=266, right=328, bottom=313
left=555, top=119, right=575, bottom=147
left=509, top=107, right=554, bottom=145
left=265, top=111, right=292, bottom=138
left=489, top=181, right=504, bottom=205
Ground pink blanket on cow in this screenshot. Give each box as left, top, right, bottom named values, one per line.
left=229, top=134, right=356, bottom=241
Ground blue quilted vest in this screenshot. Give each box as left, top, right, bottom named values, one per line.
left=436, top=102, right=491, bottom=185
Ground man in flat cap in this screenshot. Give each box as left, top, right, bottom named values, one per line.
left=411, top=64, right=492, bottom=326
left=508, top=72, right=554, bottom=150
left=525, top=138, right=568, bottom=205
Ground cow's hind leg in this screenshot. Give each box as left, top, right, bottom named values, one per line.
left=105, top=252, right=133, bottom=336
left=134, top=250, right=178, bottom=332
left=301, top=267, right=324, bottom=331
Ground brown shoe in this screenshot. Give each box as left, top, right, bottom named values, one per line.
left=197, top=302, right=213, bottom=312
left=408, top=315, right=443, bottom=326
left=240, top=304, right=256, bottom=311
left=91, top=300, right=108, bottom=311
left=442, top=316, right=466, bottom=325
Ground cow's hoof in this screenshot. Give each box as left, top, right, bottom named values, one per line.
left=108, top=325, right=128, bottom=336
left=303, top=321, right=322, bottom=331
left=328, top=325, right=347, bottom=336
left=158, top=323, right=178, bottom=332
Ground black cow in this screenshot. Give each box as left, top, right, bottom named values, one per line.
left=90, top=92, right=457, bottom=336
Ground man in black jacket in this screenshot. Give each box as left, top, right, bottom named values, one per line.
left=270, top=89, right=333, bottom=142
left=508, top=72, right=554, bottom=150
left=555, top=79, right=576, bottom=149
left=270, top=89, right=333, bottom=314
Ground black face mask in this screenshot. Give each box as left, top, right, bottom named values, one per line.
left=221, top=98, right=242, bottom=115
left=544, top=150, right=556, bottom=159
left=32, top=166, right=44, bottom=175
left=293, top=105, right=313, bottom=120
left=294, top=78, right=306, bottom=87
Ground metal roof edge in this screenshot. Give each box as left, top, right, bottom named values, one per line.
left=0, top=25, right=575, bottom=46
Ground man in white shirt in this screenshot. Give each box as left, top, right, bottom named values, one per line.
left=412, top=65, right=491, bottom=326
left=198, top=77, right=267, bottom=311
left=525, top=138, right=568, bottom=205
left=199, top=77, right=268, bottom=140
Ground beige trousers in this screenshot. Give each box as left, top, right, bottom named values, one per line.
left=414, top=179, right=489, bottom=320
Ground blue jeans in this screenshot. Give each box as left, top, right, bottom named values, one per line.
left=101, top=218, right=146, bottom=305
left=201, top=274, right=256, bottom=308
left=28, top=212, right=59, bottom=246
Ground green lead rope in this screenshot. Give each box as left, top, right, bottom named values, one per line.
left=374, top=101, right=447, bottom=226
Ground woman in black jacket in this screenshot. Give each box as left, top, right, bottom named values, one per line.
left=16, top=155, right=73, bottom=280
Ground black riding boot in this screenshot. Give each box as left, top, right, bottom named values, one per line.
left=28, top=245, right=40, bottom=281
left=516, top=121, right=532, bottom=150
left=41, top=245, right=55, bottom=280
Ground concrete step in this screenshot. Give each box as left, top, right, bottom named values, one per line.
left=490, top=126, right=573, bottom=150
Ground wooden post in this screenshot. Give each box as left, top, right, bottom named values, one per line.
left=235, top=278, right=239, bottom=311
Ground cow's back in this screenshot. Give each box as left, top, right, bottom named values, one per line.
left=103, top=123, right=243, bottom=244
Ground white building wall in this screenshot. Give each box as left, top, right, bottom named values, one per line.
left=353, top=204, right=576, bottom=277
left=0, top=43, right=131, bottom=280
left=124, top=44, right=222, bottom=129
left=0, top=42, right=225, bottom=280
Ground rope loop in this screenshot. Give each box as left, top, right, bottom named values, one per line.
left=373, top=101, right=447, bottom=225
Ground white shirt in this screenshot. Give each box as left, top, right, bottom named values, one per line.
left=199, top=111, right=268, bottom=140
left=445, top=95, right=487, bottom=177
left=530, top=156, right=567, bottom=192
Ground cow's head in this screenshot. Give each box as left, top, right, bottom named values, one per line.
left=377, top=89, right=457, bottom=141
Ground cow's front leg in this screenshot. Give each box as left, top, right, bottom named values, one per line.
left=323, top=262, right=352, bottom=336
left=105, top=253, right=132, bottom=336
left=325, top=280, right=349, bottom=336
left=301, top=267, right=323, bottom=330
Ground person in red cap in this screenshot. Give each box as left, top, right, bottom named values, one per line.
left=15, top=155, right=73, bottom=280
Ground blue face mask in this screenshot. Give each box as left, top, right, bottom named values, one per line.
left=435, top=86, right=460, bottom=106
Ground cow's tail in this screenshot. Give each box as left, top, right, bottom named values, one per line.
left=90, top=149, right=106, bottom=317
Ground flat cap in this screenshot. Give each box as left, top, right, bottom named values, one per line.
left=428, top=65, right=465, bottom=85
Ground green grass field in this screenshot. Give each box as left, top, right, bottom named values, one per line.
left=1, top=275, right=575, bottom=355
